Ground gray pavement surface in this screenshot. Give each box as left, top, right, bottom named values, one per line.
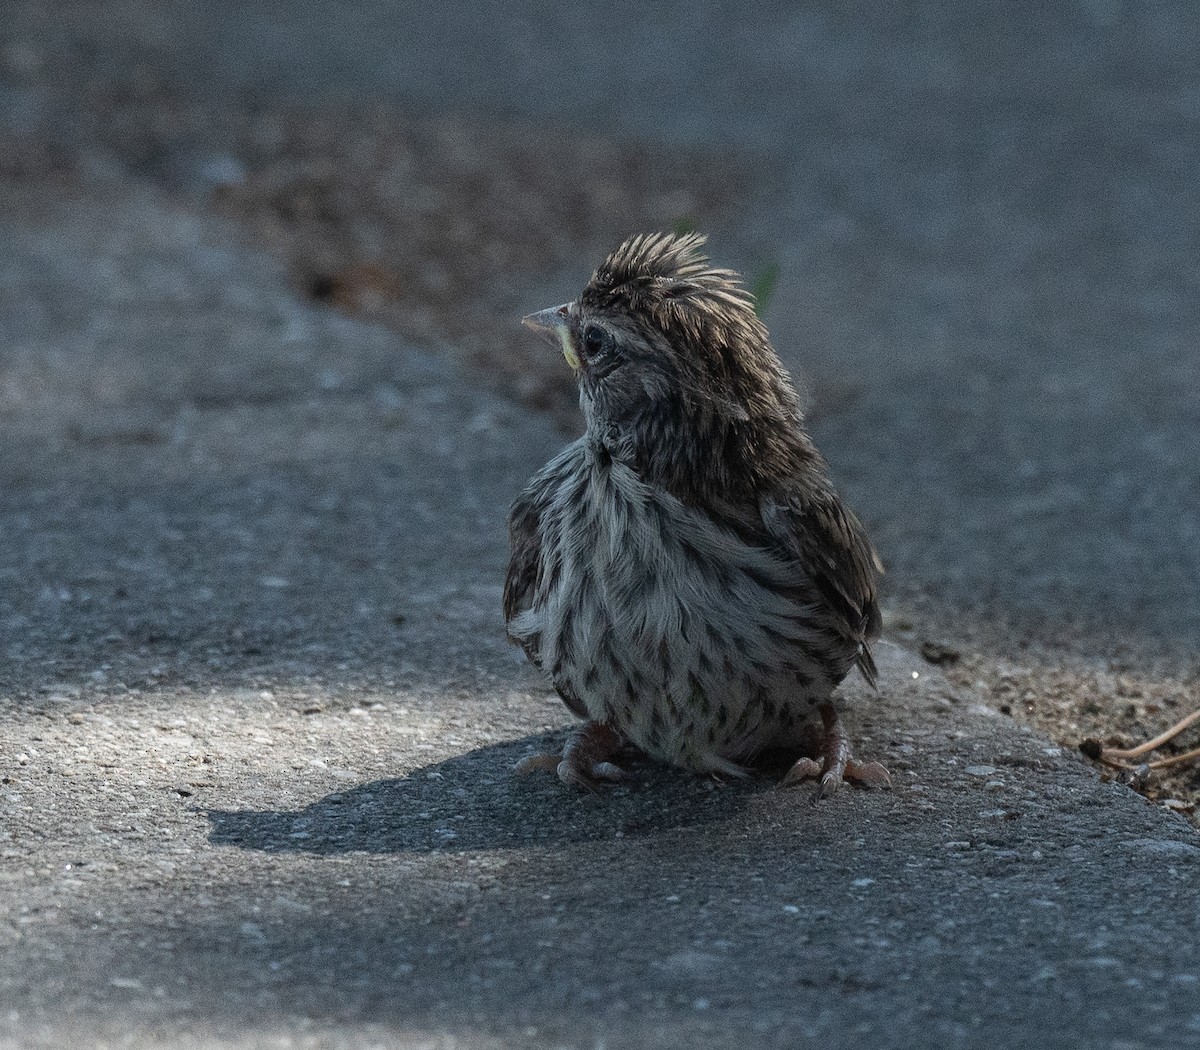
left=3, top=3, right=1200, bottom=1049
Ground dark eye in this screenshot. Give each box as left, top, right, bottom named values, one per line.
left=582, top=324, right=618, bottom=367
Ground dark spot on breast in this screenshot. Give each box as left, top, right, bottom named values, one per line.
left=541, top=564, right=560, bottom=596
left=647, top=502, right=671, bottom=545
left=679, top=538, right=708, bottom=572
left=762, top=623, right=793, bottom=646
left=713, top=563, right=736, bottom=593
left=555, top=677, right=587, bottom=718
left=732, top=702, right=756, bottom=734
left=677, top=602, right=691, bottom=644
left=651, top=706, right=665, bottom=732
left=657, top=637, right=673, bottom=679
left=641, top=561, right=659, bottom=592
left=598, top=624, right=616, bottom=662
left=565, top=475, right=587, bottom=513
left=575, top=569, right=594, bottom=601
left=809, top=645, right=842, bottom=684
left=559, top=605, right=576, bottom=657
left=740, top=563, right=777, bottom=591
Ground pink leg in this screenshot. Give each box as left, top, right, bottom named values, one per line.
left=515, top=721, right=628, bottom=791
left=780, top=703, right=892, bottom=799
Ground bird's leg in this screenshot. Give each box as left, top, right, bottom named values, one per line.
left=780, top=703, right=892, bottom=799
left=514, top=721, right=628, bottom=790
left=1098, top=708, right=1200, bottom=770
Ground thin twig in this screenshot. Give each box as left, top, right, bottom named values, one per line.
left=1101, top=708, right=1200, bottom=763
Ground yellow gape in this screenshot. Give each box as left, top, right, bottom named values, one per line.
left=558, top=326, right=581, bottom=370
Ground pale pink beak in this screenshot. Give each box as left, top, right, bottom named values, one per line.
left=521, top=302, right=579, bottom=369
left=520, top=302, right=571, bottom=341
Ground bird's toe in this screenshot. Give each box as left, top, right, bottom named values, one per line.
left=845, top=759, right=892, bottom=790
left=779, top=756, right=822, bottom=789
left=591, top=761, right=626, bottom=782
left=514, top=752, right=563, bottom=776
left=779, top=703, right=891, bottom=799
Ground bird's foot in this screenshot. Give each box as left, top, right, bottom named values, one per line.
left=515, top=721, right=629, bottom=791
left=780, top=703, right=892, bottom=799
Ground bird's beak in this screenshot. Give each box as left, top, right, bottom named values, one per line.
left=521, top=303, right=579, bottom=370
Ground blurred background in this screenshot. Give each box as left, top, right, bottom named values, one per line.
left=3, top=1, right=1199, bottom=784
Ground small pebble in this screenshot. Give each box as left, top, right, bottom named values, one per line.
left=920, top=640, right=961, bottom=665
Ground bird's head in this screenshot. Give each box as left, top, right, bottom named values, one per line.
left=522, top=233, right=809, bottom=498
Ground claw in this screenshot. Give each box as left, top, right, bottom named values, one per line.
left=781, top=703, right=891, bottom=799
left=515, top=753, right=562, bottom=775
left=780, top=756, right=821, bottom=789
left=556, top=759, right=599, bottom=792
left=517, top=722, right=630, bottom=791
left=591, top=761, right=627, bottom=782
left=819, top=770, right=842, bottom=799
left=845, top=759, right=892, bottom=789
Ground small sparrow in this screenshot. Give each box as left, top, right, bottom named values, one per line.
left=505, top=232, right=889, bottom=796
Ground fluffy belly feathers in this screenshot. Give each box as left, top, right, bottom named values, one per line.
left=509, top=454, right=851, bottom=773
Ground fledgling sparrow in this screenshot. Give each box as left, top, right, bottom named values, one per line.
left=505, top=232, right=889, bottom=796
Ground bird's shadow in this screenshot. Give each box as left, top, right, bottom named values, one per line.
left=204, top=731, right=800, bottom=855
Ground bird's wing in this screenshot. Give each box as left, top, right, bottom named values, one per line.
left=504, top=441, right=583, bottom=633
left=503, top=484, right=545, bottom=647
left=759, top=484, right=883, bottom=686
left=503, top=451, right=589, bottom=719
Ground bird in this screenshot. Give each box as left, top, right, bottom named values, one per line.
left=504, top=232, right=890, bottom=797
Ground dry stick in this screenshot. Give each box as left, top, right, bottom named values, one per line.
left=1100, top=708, right=1200, bottom=765
left=1146, top=745, right=1200, bottom=771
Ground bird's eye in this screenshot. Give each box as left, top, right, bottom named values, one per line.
left=582, top=324, right=612, bottom=360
